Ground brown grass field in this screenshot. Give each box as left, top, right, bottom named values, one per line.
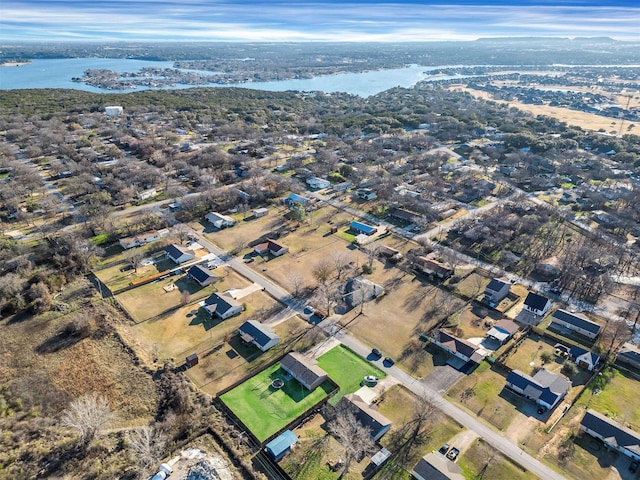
left=451, top=85, right=639, bottom=133
left=115, top=267, right=255, bottom=322
left=0, top=279, right=157, bottom=429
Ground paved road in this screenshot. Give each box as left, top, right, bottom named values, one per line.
left=318, top=318, right=567, bottom=480
left=187, top=228, right=566, bottom=479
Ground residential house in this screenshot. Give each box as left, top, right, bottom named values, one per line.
left=119, top=228, right=169, bottom=249
left=165, top=244, right=196, bottom=264
left=414, top=256, right=453, bottom=280
left=355, top=188, right=377, bottom=200
left=388, top=207, right=422, bottom=224
left=105, top=105, right=123, bottom=116
left=341, top=277, right=384, bottom=307
left=505, top=368, right=571, bottom=410
left=486, top=319, right=520, bottom=345
left=306, top=177, right=331, bottom=189
left=340, top=394, right=392, bottom=441
left=280, top=352, right=328, bottom=390
left=569, top=345, right=600, bottom=371
left=523, top=292, right=552, bottom=316
left=136, top=188, right=157, bottom=201
left=283, top=193, right=312, bottom=207
left=616, top=342, right=640, bottom=370
left=377, top=245, right=403, bottom=262
left=205, top=211, right=236, bottom=229
left=253, top=207, right=269, bottom=218
left=203, top=292, right=242, bottom=320
left=254, top=239, right=289, bottom=257
left=483, top=278, right=511, bottom=306
left=580, top=409, right=640, bottom=461
left=186, top=264, right=218, bottom=287
left=265, top=430, right=297, bottom=461
left=430, top=329, right=484, bottom=365
left=550, top=309, right=602, bottom=339
left=350, top=221, right=377, bottom=236
left=238, top=320, right=280, bottom=352
left=332, top=181, right=353, bottom=192
left=412, top=453, right=465, bottom=480
left=535, top=256, right=562, bottom=279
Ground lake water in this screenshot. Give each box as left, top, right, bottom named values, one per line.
left=0, top=58, right=459, bottom=97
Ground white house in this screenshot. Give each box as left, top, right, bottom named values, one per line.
left=306, top=177, right=331, bottom=189
left=105, top=106, right=123, bottom=116
left=523, top=292, right=552, bottom=316
left=119, top=228, right=169, bottom=249
left=550, top=309, right=601, bottom=339
left=580, top=409, right=640, bottom=461
left=137, top=188, right=158, bottom=201
left=355, top=188, right=377, bottom=200
left=505, top=368, right=570, bottom=410
left=205, top=212, right=236, bottom=229
left=164, top=244, right=196, bottom=264
left=238, top=320, right=280, bottom=352
left=203, top=292, right=242, bottom=319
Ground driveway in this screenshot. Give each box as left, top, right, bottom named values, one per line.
left=421, top=365, right=465, bottom=394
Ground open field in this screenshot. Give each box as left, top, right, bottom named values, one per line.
left=458, top=438, right=537, bottom=480
left=452, top=86, right=639, bottom=132
left=447, top=362, right=522, bottom=432
left=219, top=362, right=335, bottom=442
left=338, top=276, right=464, bottom=378
left=115, top=267, right=260, bottom=322
left=316, top=345, right=386, bottom=405
left=0, top=279, right=157, bottom=429
left=452, top=271, right=491, bottom=300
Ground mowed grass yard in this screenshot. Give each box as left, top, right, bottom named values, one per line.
left=220, top=362, right=336, bottom=442
left=447, top=362, right=522, bottom=432
left=458, top=438, right=537, bottom=480
left=316, top=345, right=386, bottom=405
left=574, top=367, right=640, bottom=431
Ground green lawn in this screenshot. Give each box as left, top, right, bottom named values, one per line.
left=575, top=367, right=640, bottom=431
left=317, top=345, right=386, bottom=405
left=220, top=363, right=335, bottom=442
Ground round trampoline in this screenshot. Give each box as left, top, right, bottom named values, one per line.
left=272, top=378, right=284, bottom=389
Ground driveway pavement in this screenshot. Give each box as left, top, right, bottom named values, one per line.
left=421, top=365, right=465, bottom=394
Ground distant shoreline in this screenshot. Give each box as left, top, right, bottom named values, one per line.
left=1, top=61, right=31, bottom=67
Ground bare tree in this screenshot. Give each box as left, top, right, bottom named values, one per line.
left=61, top=393, right=112, bottom=446
left=180, top=290, right=191, bottom=305
left=329, top=405, right=376, bottom=476
left=312, top=259, right=335, bottom=286
left=332, top=251, right=351, bottom=281
left=288, top=270, right=305, bottom=298
left=172, top=224, right=191, bottom=244
left=127, top=425, right=167, bottom=476
left=125, top=249, right=145, bottom=273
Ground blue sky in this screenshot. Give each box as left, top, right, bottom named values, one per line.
left=2, top=1, right=639, bottom=42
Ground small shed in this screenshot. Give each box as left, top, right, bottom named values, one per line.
left=186, top=354, right=199, bottom=367
left=254, top=207, right=269, bottom=218
left=265, top=430, right=298, bottom=461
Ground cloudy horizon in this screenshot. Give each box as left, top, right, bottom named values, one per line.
left=2, top=1, right=639, bottom=43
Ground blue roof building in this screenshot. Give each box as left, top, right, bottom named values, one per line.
left=265, top=430, right=297, bottom=460
left=350, top=221, right=377, bottom=236
left=283, top=193, right=311, bottom=207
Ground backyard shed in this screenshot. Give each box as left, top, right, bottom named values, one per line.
left=186, top=354, right=199, bottom=367
left=265, top=430, right=298, bottom=460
